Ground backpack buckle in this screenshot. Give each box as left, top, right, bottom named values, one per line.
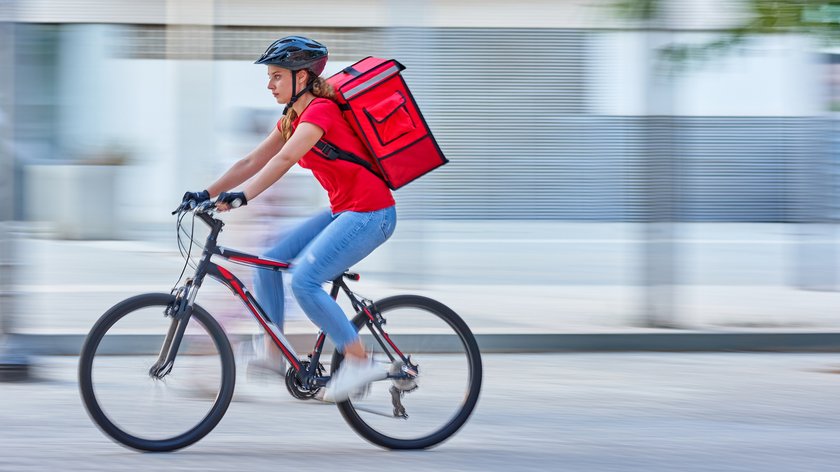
left=316, top=141, right=339, bottom=160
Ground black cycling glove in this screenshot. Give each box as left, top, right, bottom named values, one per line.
left=217, top=191, right=248, bottom=208
left=182, top=190, right=210, bottom=205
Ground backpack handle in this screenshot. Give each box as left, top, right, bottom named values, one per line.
left=342, top=66, right=363, bottom=78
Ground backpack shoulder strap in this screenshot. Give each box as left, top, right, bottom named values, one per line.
left=313, top=139, right=383, bottom=179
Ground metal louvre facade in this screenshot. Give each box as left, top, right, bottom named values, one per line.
left=111, top=25, right=830, bottom=222
left=113, top=25, right=374, bottom=61
left=371, top=28, right=826, bottom=222
left=372, top=28, right=595, bottom=220
left=395, top=115, right=823, bottom=222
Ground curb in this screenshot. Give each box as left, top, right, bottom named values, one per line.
left=9, top=332, right=840, bottom=356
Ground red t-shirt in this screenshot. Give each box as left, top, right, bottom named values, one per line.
left=281, top=98, right=395, bottom=214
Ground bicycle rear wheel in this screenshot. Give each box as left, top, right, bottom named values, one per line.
left=332, top=295, right=482, bottom=449
left=78, top=293, right=235, bottom=452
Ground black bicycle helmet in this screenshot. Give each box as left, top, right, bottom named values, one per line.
left=256, top=36, right=328, bottom=115
left=255, top=35, right=328, bottom=76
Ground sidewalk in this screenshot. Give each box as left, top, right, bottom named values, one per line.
left=7, top=221, right=840, bottom=354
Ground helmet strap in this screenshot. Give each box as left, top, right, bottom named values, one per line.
left=283, top=70, right=314, bottom=115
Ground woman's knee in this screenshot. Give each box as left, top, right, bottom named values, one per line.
left=290, top=269, right=320, bottom=299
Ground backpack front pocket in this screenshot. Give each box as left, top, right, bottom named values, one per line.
left=363, top=91, right=416, bottom=146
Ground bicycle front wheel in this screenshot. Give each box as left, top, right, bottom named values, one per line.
left=332, top=295, right=482, bottom=450
left=78, top=293, right=235, bottom=452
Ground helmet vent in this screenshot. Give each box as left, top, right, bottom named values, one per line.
left=254, top=35, right=328, bottom=76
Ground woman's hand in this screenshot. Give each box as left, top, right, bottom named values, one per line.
left=215, top=191, right=248, bottom=212
left=182, top=190, right=210, bottom=206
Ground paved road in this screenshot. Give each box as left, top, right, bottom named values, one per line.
left=2, top=353, right=840, bottom=471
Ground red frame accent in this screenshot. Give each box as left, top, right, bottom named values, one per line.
left=211, top=258, right=406, bottom=373
left=227, top=255, right=290, bottom=268
left=363, top=307, right=405, bottom=358
left=214, top=265, right=300, bottom=370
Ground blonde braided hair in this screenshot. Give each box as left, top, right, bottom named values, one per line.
left=279, top=71, right=336, bottom=141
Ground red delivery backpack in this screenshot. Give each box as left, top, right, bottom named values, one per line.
left=312, top=57, right=448, bottom=190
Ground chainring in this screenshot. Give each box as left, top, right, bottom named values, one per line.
left=284, top=360, right=324, bottom=400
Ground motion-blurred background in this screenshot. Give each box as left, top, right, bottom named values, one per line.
left=1, top=0, right=840, bottom=350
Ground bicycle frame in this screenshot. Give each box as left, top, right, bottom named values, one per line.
left=153, top=211, right=409, bottom=390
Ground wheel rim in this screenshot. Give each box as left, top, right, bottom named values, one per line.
left=81, top=300, right=230, bottom=447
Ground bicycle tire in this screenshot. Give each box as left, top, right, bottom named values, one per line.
left=78, top=293, right=236, bottom=452
left=332, top=295, right=482, bottom=450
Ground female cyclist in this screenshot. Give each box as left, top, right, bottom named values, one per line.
left=181, top=36, right=396, bottom=402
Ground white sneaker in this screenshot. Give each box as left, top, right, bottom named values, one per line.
left=323, top=357, right=388, bottom=403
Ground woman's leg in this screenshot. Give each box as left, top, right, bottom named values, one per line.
left=291, top=206, right=397, bottom=401
left=290, top=206, right=397, bottom=352
left=252, top=210, right=334, bottom=368
left=254, top=209, right=335, bottom=327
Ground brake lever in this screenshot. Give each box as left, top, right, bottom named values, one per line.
left=171, top=199, right=205, bottom=215
left=171, top=202, right=188, bottom=215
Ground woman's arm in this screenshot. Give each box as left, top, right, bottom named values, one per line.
left=206, top=127, right=285, bottom=197
left=241, top=122, right=324, bottom=202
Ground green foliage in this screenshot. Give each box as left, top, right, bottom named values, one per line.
left=614, top=0, right=840, bottom=37
left=613, top=0, right=840, bottom=69
left=612, top=0, right=661, bottom=20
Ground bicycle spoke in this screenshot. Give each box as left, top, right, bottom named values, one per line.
left=79, top=294, right=235, bottom=451
left=334, top=295, right=482, bottom=449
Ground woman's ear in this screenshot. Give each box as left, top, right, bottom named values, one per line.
left=296, top=70, right=308, bottom=89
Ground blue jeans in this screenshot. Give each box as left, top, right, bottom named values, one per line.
left=253, top=206, right=396, bottom=351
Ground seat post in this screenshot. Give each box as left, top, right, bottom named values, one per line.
left=329, top=278, right=343, bottom=300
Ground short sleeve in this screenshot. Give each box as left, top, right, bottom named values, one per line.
left=298, top=99, right=338, bottom=135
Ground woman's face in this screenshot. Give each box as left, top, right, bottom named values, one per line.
left=266, top=66, right=290, bottom=104
left=267, top=66, right=304, bottom=105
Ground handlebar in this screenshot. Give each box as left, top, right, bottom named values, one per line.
left=171, top=199, right=217, bottom=216
left=172, top=195, right=245, bottom=216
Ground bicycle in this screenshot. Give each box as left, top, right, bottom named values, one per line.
left=78, top=200, right=482, bottom=452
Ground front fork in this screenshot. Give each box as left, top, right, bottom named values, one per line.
left=150, top=280, right=199, bottom=379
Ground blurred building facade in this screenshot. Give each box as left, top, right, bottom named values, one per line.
left=2, top=1, right=840, bottom=332
left=4, top=0, right=834, bottom=228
